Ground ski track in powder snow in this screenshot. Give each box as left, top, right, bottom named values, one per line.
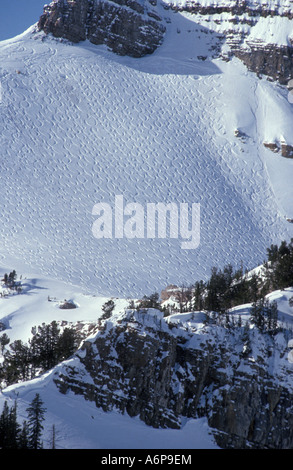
left=0, top=9, right=292, bottom=298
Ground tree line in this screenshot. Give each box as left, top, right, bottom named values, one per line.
left=0, top=393, right=46, bottom=449
left=250, top=297, right=279, bottom=334
left=177, top=239, right=292, bottom=315
left=134, top=239, right=293, bottom=335
left=265, top=239, right=293, bottom=290
left=0, top=321, right=82, bottom=388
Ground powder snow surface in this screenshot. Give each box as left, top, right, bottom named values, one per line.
left=0, top=6, right=293, bottom=298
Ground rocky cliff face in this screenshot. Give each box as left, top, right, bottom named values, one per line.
left=38, top=0, right=166, bottom=57
left=234, top=43, right=293, bottom=85
left=53, top=307, right=293, bottom=449
left=38, top=1, right=293, bottom=84
left=164, top=0, right=293, bottom=84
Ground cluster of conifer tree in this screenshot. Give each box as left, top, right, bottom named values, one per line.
left=187, top=239, right=293, bottom=316
left=2, top=270, right=17, bottom=288
left=265, top=239, right=293, bottom=290
left=1, top=269, right=22, bottom=294
left=151, top=239, right=293, bottom=336
left=0, top=393, right=46, bottom=449
left=136, top=293, right=161, bottom=310
left=100, top=299, right=115, bottom=321
left=193, top=264, right=260, bottom=314
left=249, top=297, right=279, bottom=334
left=0, top=321, right=82, bottom=387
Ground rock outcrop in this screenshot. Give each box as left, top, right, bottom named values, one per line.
left=53, top=308, right=293, bottom=448
left=264, top=140, right=293, bottom=158
left=281, top=142, right=293, bottom=158
left=38, top=0, right=166, bottom=57
left=164, top=0, right=293, bottom=84
left=234, top=43, right=293, bottom=85
left=37, top=1, right=293, bottom=82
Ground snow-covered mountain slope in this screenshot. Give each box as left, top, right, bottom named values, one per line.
left=0, top=5, right=293, bottom=298
left=0, top=269, right=220, bottom=449
left=1, top=271, right=293, bottom=449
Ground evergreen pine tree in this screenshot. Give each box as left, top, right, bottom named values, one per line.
left=193, top=281, right=205, bottom=311
left=26, top=393, right=46, bottom=449
left=250, top=298, right=279, bottom=334
left=101, top=299, right=115, bottom=320
left=250, top=298, right=265, bottom=331
left=57, top=327, right=80, bottom=362
left=50, top=424, right=57, bottom=449
left=266, top=300, right=278, bottom=335
left=3, top=339, right=31, bottom=385
left=30, top=321, right=60, bottom=371
left=0, top=400, right=20, bottom=449
left=249, top=273, right=259, bottom=303
left=7, top=400, right=20, bottom=448
left=0, top=333, right=10, bottom=354
left=0, top=400, right=10, bottom=448
left=18, top=420, right=29, bottom=449
left=8, top=270, right=17, bottom=285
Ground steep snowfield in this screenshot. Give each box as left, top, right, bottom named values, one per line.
left=0, top=7, right=292, bottom=299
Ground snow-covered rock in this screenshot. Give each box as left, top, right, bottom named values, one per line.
left=165, top=0, right=293, bottom=83
left=38, top=0, right=166, bottom=57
